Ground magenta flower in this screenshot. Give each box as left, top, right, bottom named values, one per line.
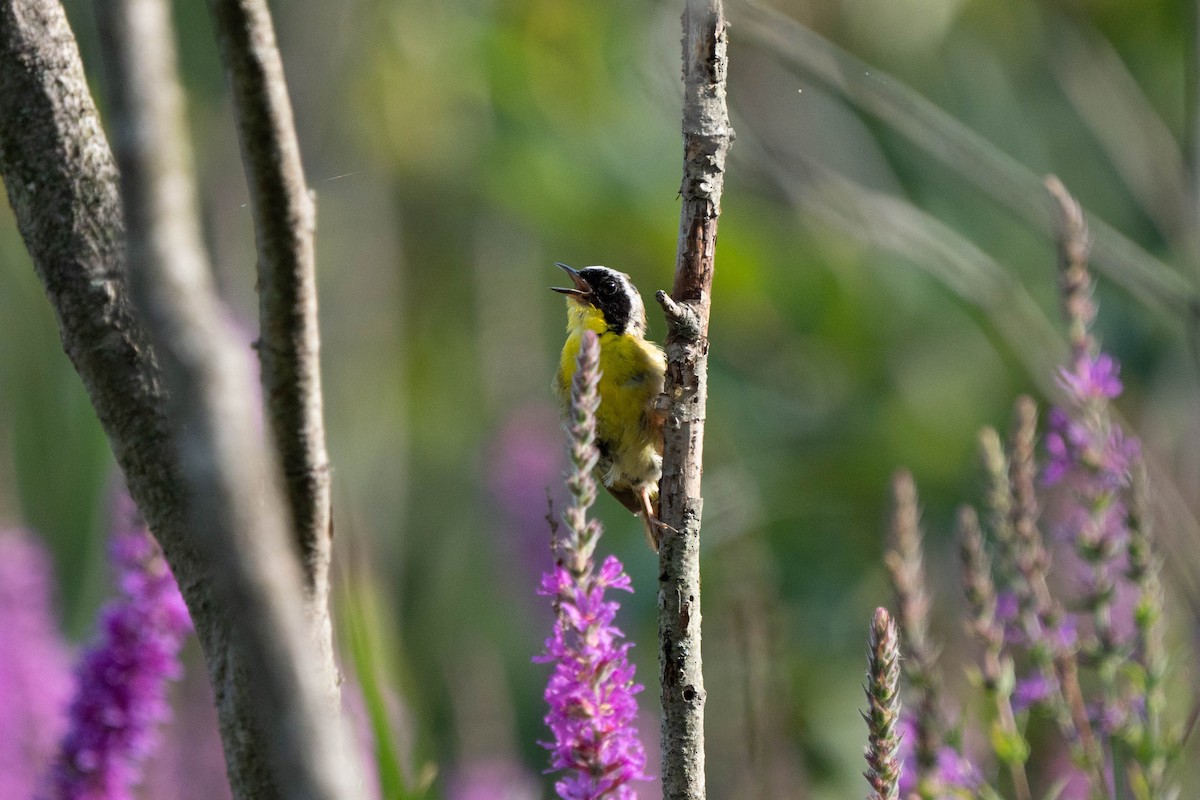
left=1043, top=342, right=1141, bottom=638
left=445, top=758, right=540, bottom=800
left=1011, top=674, right=1053, bottom=713
left=137, top=666, right=233, bottom=800
left=933, top=747, right=982, bottom=794
left=1044, top=408, right=1139, bottom=496
left=537, top=556, right=645, bottom=800
left=0, top=531, right=73, bottom=799
left=1058, top=352, right=1122, bottom=401
left=1044, top=352, right=1140, bottom=501
left=1042, top=407, right=1088, bottom=485
left=536, top=329, right=648, bottom=800
left=1036, top=186, right=1167, bottom=790
left=895, top=712, right=980, bottom=798
left=44, top=522, right=192, bottom=800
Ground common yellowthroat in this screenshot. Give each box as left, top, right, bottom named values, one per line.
left=552, top=263, right=667, bottom=550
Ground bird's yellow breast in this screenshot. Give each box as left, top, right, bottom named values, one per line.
left=555, top=303, right=665, bottom=491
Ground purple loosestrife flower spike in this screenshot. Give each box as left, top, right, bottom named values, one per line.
left=1047, top=175, right=1094, bottom=358
left=1008, top=397, right=1065, bottom=652
left=1122, top=464, right=1168, bottom=794
left=862, top=608, right=901, bottom=800
left=1008, top=398, right=1085, bottom=680
left=981, top=415, right=1079, bottom=743
left=0, top=531, right=72, bottom=800
left=977, top=428, right=1025, bottom=646
left=45, top=517, right=192, bottom=800
left=1046, top=178, right=1146, bottom=775
left=895, top=713, right=983, bottom=799
left=537, top=329, right=648, bottom=800
left=562, top=329, right=603, bottom=574
left=1009, top=396, right=1104, bottom=783
left=883, top=471, right=944, bottom=787
left=958, top=508, right=1031, bottom=800
left=959, top=508, right=1004, bottom=679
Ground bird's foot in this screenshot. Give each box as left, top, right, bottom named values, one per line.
left=643, top=513, right=679, bottom=552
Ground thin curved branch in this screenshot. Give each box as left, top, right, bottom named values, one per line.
left=206, top=0, right=331, bottom=595
left=203, top=6, right=344, bottom=769
left=94, top=0, right=355, bottom=796
left=0, top=0, right=355, bottom=797
left=655, top=1, right=733, bottom=798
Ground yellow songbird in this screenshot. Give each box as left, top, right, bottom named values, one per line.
left=552, top=263, right=667, bottom=551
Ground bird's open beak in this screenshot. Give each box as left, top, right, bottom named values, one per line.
left=551, top=262, right=592, bottom=299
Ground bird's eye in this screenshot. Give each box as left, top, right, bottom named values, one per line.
left=602, top=280, right=617, bottom=292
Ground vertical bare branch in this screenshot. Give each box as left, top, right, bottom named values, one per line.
left=205, top=0, right=331, bottom=595
left=203, top=3, right=342, bottom=764
left=654, top=0, right=733, bottom=798
left=94, top=0, right=354, bottom=797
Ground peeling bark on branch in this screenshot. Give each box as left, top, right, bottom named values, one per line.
left=656, top=1, right=733, bottom=799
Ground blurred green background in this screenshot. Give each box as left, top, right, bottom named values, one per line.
left=3, top=0, right=1200, bottom=797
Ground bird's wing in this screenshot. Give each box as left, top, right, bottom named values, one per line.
left=643, top=399, right=665, bottom=456
left=605, top=484, right=644, bottom=515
